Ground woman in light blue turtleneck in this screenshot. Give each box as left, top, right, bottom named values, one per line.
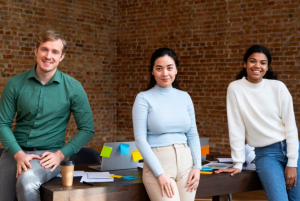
left=132, top=48, right=201, bottom=201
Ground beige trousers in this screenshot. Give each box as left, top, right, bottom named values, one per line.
left=143, top=144, right=197, bottom=201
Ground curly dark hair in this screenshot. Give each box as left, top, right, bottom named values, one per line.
left=236, top=45, right=278, bottom=80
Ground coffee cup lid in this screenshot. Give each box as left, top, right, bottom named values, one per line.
left=60, top=161, right=75, bottom=166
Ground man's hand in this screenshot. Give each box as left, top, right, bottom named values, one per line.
left=157, top=173, right=175, bottom=198
left=40, top=150, right=65, bottom=172
left=14, top=151, right=41, bottom=179
left=285, top=167, right=297, bottom=190
left=185, top=168, right=200, bottom=192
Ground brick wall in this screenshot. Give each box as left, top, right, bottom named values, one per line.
left=1, top=0, right=300, bottom=156
left=0, top=0, right=118, bottom=152
left=116, top=0, right=300, bottom=154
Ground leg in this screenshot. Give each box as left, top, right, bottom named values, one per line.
left=16, top=150, right=60, bottom=201
left=287, top=142, right=300, bottom=201
left=255, top=143, right=288, bottom=201
left=0, top=149, right=17, bottom=201
left=142, top=146, right=180, bottom=201
left=175, top=145, right=196, bottom=201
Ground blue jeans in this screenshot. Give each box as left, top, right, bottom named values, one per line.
left=255, top=140, right=300, bottom=201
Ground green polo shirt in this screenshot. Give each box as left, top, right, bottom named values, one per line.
left=0, top=66, right=94, bottom=158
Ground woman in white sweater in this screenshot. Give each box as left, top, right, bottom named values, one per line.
left=216, top=45, right=300, bottom=201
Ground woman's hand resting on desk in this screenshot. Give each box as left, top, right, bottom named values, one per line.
left=185, top=168, right=200, bottom=192
left=157, top=173, right=175, bottom=198
left=285, top=167, right=297, bottom=190
left=215, top=167, right=241, bottom=176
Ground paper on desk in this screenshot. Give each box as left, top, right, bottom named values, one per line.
left=215, top=158, right=233, bottom=163
left=80, top=172, right=114, bottom=183
left=56, top=171, right=85, bottom=178
left=138, top=162, right=144, bottom=168
left=203, top=162, right=233, bottom=169
left=87, top=172, right=111, bottom=179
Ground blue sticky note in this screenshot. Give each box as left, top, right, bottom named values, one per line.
left=202, top=167, right=212, bottom=171
left=122, top=176, right=137, bottom=180
left=120, top=143, right=130, bottom=155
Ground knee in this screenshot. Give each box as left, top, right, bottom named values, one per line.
left=16, top=171, right=41, bottom=196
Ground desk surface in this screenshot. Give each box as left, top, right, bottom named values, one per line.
left=41, top=164, right=263, bottom=201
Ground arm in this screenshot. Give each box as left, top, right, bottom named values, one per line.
left=216, top=84, right=246, bottom=175
left=0, top=79, right=41, bottom=177
left=280, top=84, right=299, bottom=189
left=40, top=82, right=94, bottom=172
left=0, top=79, right=22, bottom=156
left=185, top=93, right=201, bottom=191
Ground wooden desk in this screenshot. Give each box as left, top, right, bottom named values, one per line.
left=41, top=165, right=263, bottom=201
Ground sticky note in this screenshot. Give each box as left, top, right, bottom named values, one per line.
left=110, top=175, right=123, bottom=178
left=100, top=146, right=113, bottom=158
left=132, top=150, right=143, bottom=161
left=201, top=167, right=212, bottom=171
left=123, top=176, right=137, bottom=180
left=120, top=143, right=130, bottom=155
left=201, top=145, right=209, bottom=156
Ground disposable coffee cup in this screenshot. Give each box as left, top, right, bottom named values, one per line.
left=60, top=161, right=75, bottom=186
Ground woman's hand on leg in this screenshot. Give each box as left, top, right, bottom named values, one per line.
left=185, top=168, right=200, bottom=192
left=157, top=173, right=175, bottom=198
left=285, top=167, right=297, bottom=190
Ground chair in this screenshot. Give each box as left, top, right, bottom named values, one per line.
left=69, top=148, right=101, bottom=165
left=0, top=148, right=4, bottom=157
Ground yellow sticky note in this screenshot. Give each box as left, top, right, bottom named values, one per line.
left=100, top=146, right=113, bottom=158
left=110, top=175, right=123, bottom=178
left=201, top=145, right=209, bottom=156
left=132, top=150, right=143, bottom=161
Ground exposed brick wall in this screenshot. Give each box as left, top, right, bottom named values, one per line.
left=116, top=0, right=300, bottom=155
left=1, top=0, right=300, bottom=156
left=0, top=0, right=118, bottom=153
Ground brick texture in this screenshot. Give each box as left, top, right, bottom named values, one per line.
left=116, top=0, right=300, bottom=155
left=1, top=0, right=300, bottom=156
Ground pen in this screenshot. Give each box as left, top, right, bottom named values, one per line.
left=83, top=181, right=94, bottom=186
left=200, top=171, right=213, bottom=175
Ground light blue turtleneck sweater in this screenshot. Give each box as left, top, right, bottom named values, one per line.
left=132, top=85, right=202, bottom=177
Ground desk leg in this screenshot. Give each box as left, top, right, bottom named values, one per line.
left=212, top=194, right=229, bottom=201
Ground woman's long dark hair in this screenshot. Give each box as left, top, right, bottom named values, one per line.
left=147, top=48, right=180, bottom=90
left=236, top=45, right=278, bottom=80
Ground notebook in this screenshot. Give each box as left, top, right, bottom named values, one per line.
left=100, top=141, right=139, bottom=171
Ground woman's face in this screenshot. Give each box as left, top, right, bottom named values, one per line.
left=244, top=53, right=268, bottom=84
left=152, top=55, right=177, bottom=88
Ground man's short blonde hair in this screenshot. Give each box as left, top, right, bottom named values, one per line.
left=36, top=30, right=67, bottom=54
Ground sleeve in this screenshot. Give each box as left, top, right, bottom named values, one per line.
left=59, top=82, right=95, bottom=159
left=132, top=93, right=165, bottom=177
left=280, top=84, right=299, bottom=167
left=0, top=79, right=22, bottom=157
left=226, top=84, right=246, bottom=170
left=185, top=93, right=202, bottom=169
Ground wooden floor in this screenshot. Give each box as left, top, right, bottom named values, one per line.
left=195, top=190, right=268, bottom=201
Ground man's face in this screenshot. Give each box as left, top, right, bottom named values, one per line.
left=35, top=39, right=65, bottom=74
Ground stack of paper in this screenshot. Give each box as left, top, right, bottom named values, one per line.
left=80, top=172, right=114, bottom=183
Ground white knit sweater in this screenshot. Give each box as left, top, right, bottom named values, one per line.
left=227, top=77, right=299, bottom=170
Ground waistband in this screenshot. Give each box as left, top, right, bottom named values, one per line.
left=20, top=146, right=42, bottom=151
left=152, top=143, right=188, bottom=151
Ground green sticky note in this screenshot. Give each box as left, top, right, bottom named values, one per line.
left=132, top=150, right=143, bottom=161
left=100, top=146, right=113, bottom=158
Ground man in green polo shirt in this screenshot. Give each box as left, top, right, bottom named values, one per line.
left=0, top=30, right=94, bottom=201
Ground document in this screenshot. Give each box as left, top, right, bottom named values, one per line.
left=80, top=172, right=114, bottom=183
left=56, top=171, right=85, bottom=178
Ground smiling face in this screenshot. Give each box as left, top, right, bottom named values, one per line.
left=244, top=53, right=268, bottom=84
left=152, top=55, right=178, bottom=88
left=35, top=39, right=65, bottom=76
